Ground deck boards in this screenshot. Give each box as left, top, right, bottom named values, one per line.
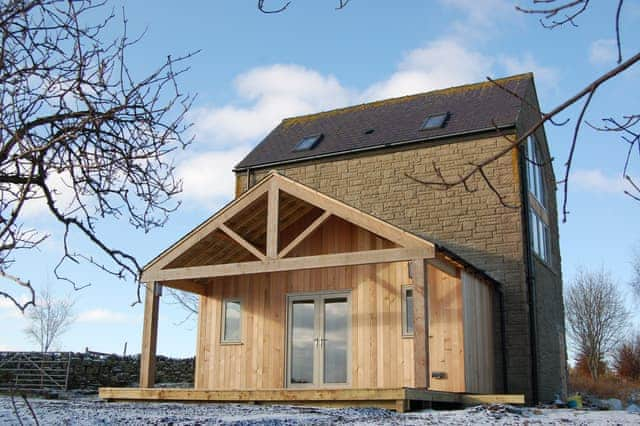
left=98, top=387, right=525, bottom=412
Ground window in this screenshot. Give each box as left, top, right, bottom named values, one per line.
left=293, top=134, right=323, bottom=152
left=530, top=210, right=550, bottom=263
left=526, top=135, right=551, bottom=264
left=420, top=112, right=449, bottom=130
left=526, top=135, right=546, bottom=208
left=221, top=299, right=242, bottom=343
left=402, top=286, right=414, bottom=336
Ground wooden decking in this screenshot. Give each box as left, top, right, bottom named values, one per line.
left=99, top=387, right=524, bottom=412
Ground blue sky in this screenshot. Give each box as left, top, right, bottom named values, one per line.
left=1, top=0, right=639, bottom=358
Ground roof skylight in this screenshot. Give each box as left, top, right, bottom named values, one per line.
left=293, top=134, right=323, bottom=152
left=420, top=112, right=449, bottom=130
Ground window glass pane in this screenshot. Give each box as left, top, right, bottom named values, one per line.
left=530, top=210, right=538, bottom=256
left=542, top=223, right=550, bottom=262
left=223, top=300, right=241, bottom=342
left=405, top=289, right=414, bottom=335
left=526, top=136, right=547, bottom=208
left=323, top=298, right=348, bottom=384
left=290, top=300, right=315, bottom=384
left=421, top=113, right=448, bottom=130
left=527, top=136, right=536, bottom=195
left=294, top=134, right=322, bottom=152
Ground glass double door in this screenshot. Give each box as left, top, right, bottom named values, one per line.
left=287, top=292, right=350, bottom=387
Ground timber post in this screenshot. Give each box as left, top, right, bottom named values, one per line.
left=412, top=259, right=429, bottom=388
left=140, top=281, right=161, bottom=388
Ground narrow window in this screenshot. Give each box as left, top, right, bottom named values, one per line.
left=402, top=286, right=414, bottom=336
left=526, top=135, right=552, bottom=265
left=526, top=135, right=546, bottom=208
left=420, top=112, right=449, bottom=130
left=221, top=299, right=242, bottom=343
left=530, top=210, right=550, bottom=263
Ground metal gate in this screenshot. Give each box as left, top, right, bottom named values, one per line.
left=0, top=352, right=72, bottom=391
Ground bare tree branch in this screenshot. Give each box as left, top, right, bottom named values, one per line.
left=257, top=0, right=291, bottom=14
left=0, top=0, right=196, bottom=310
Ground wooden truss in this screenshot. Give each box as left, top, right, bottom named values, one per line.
left=138, top=172, right=436, bottom=388
left=141, top=172, right=435, bottom=284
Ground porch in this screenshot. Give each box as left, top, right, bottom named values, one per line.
left=99, top=172, right=522, bottom=410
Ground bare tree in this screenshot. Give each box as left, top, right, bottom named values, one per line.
left=565, top=267, right=630, bottom=381
left=631, top=245, right=640, bottom=300
left=24, top=288, right=75, bottom=352
left=166, top=288, right=199, bottom=320
left=258, top=1, right=640, bottom=218
left=0, top=0, right=196, bottom=311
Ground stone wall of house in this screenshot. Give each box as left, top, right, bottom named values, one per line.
left=236, top=133, right=534, bottom=399
left=517, top=82, right=567, bottom=403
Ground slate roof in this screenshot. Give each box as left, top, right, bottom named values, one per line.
left=235, top=73, right=532, bottom=170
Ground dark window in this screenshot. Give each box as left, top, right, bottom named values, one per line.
left=402, top=286, right=414, bottom=336
left=293, top=134, right=323, bottom=152
left=420, top=112, right=449, bottom=130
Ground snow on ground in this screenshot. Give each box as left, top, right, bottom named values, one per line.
left=1, top=396, right=640, bottom=425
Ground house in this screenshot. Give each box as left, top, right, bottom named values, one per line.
left=100, top=73, right=566, bottom=409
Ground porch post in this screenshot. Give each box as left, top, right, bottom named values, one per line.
left=140, top=281, right=161, bottom=388
left=412, top=259, right=429, bottom=388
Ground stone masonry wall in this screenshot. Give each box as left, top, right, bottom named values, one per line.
left=517, top=82, right=567, bottom=402
left=236, top=133, right=534, bottom=399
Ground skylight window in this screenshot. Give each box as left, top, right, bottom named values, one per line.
left=420, top=112, right=449, bottom=130
left=293, top=134, right=323, bottom=152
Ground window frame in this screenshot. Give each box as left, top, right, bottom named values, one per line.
left=293, top=134, right=323, bottom=152
left=526, top=134, right=553, bottom=266
left=220, top=298, right=242, bottom=344
left=420, top=112, right=449, bottom=130
left=530, top=209, right=551, bottom=264
left=526, top=135, right=547, bottom=209
left=401, top=285, right=414, bottom=337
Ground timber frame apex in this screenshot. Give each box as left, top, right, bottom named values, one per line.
left=140, top=171, right=436, bottom=284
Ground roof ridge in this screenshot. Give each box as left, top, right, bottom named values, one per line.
left=281, top=72, right=533, bottom=125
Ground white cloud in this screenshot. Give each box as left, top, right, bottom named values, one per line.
left=363, top=39, right=493, bottom=101
left=77, top=308, right=132, bottom=324
left=181, top=37, right=558, bottom=209
left=570, top=169, right=630, bottom=194
left=20, top=171, right=80, bottom=219
left=0, top=295, right=30, bottom=319
left=176, top=147, right=251, bottom=208
left=589, top=39, right=617, bottom=66
left=189, top=64, right=352, bottom=147
left=439, top=0, right=514, bottom=40
left=499, top=53, right=559, bottom=89
left=0, top=344, right=19, bottom=351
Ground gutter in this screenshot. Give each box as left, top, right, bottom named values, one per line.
left=234, top=124, right=516, bottom=172
left=519, top=141, right=540, bottom=403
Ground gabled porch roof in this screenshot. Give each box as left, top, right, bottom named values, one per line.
left=141, top=172, right=437, bottom=289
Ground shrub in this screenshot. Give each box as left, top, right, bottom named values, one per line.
left=614, top=335, right=640, bottom=380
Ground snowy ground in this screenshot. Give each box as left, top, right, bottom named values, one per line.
left=1, top=396, right=640, bottom=425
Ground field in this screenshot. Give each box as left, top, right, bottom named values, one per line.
left=1, top=396, right=639, bottom=425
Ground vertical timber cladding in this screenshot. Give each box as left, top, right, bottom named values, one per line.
left=426, top=265, right=465, bottom=392
left=461, top=271, right=496, bottom=394
left=194, top=218, right=417, bottom=390
left=425, top=266, right=496, bottom=394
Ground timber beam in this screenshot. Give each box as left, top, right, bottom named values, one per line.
left=142, top=247, right=433, bottom=282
